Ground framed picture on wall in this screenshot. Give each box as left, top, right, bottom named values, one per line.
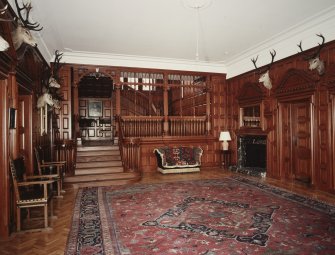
left=88, top=101, right=102, bottom=117
left=9, top=108, right=17, bottom=129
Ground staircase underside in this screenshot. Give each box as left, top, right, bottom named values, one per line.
left=65, top=144, right=141, bottom=187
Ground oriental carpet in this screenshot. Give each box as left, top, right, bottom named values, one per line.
left=65, top=177, right=335, bottom=255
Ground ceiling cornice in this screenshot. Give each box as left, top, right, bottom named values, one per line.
left=61, top=51, right=227, bottom=74
left=225, top=5, right=335, bottom=78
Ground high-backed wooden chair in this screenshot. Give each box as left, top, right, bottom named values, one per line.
left=9, top=157, right=55, bottom=232
left=34, top=147, right=66, bottom=198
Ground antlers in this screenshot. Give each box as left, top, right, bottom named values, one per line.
left=0, top=4, right=13, bottom=22
left=297, top=34, right=325, bottom=59
left=14, top=0, right=43, bottom=31
left=251, top=50, right=276, bottom=90
left=251, top=49, right=276, bottom=71
left=251, top=55, right=258, bottom=69
left=52, top=50, right=63, bottom=79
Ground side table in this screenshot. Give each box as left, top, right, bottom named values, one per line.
left=221, top=150, right=231, bottom=169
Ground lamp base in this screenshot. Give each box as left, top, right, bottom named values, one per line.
left=222, top=141, right=229, bottom=151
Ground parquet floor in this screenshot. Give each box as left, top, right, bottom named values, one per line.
left=0, top=168, right=334, bottom=255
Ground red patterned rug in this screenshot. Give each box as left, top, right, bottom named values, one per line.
left=65, top=177, right=335, bottom=255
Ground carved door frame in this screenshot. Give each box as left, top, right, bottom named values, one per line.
left=275, top=69, right=318, bottom=183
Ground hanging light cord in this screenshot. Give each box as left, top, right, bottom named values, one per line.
left=195, top=6, right=200, bottom=61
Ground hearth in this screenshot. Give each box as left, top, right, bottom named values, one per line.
left=237, top=135, right=267, bottom=177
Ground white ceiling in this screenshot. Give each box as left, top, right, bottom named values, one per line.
left=8, top=0, right=335, bottom=77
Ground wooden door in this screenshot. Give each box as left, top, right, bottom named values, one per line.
left=279, top=100, right=312, bottom=182
left=279, top=102, right=292, bottom=179
left=17, top=95, right=33, bottom=175
left=291, top=101, right=312, bottom=182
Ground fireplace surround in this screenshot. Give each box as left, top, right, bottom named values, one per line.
left=237, top=135, right=267, bottom=177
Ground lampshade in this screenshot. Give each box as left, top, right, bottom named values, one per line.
left=219, top=131, right=231, bottom=141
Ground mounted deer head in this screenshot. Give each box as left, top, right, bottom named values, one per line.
left=297, top=34, right=325, bottom=75
left=251, top=50, right=276, bottom=90
left=48, top=50, right=63, bottom=88
left=11, top=0, right=43, bottom=50
left=0, top=4, right=11, bottom=51
left=37, top=92, right=54, bottom=109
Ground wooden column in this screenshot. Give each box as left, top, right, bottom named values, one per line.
left=72, top=82, right=79, bottom=139
left=163, top=74, right=169, bottom=135
left=0, top=79, right=9, bottom=239
left=163, top=87, right=169, bottom=135
left=205, top=86, right=211, bottom=135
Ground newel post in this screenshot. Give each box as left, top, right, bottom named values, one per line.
left=205, top=86, right=211, bottom=135
left=163, top=74, right=169, bottom=135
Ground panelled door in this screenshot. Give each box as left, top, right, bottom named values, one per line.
left=291, top=101, right=312, bottom=181
left=18, top=95, right=33, bottom=175
left=279, top=100, right=312, bottom=182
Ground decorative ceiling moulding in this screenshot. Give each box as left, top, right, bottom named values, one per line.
left=225, top=5, right=335, bottom=79
left=61, top=51, right=227, bottom=74
left=182, top=0, right=212, bottom=10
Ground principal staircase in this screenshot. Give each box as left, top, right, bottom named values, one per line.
left=64, top=143, right=141, bottom=187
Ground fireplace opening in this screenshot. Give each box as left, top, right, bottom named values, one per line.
left=245, top=143, right=266, bottom=168
left=238, top=135, right=267, bottom=176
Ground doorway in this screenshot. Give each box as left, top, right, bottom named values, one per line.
left=279, top=99, right=312, bottom=183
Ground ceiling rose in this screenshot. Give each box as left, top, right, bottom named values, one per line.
left=182, top=0, right=212, bottom=9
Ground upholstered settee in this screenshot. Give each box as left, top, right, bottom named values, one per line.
left=154, top=146, right=203, bottom=174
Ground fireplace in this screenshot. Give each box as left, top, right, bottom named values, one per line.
left=237, top=135, right=267, bottom=177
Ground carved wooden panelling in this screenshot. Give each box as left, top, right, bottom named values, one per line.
left=63, top=104, right=69, bottom=115
left=79, top=98, right=113, bottom=140
left=226, top=41, right=335, bottom=193
left=79, top=109, right=86, bottom=117
left=88, top=129, right=95, bottom=137
left=63, top=118, right=69, bottom=129
left=79, top=100, right=86, bottom=107
left=63, top=90, right=69, bottom=101
left=105, top=109, right=111, bottom=117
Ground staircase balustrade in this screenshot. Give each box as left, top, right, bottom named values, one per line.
left=119, top=116, right=206, bottom=137
left=54, top=139, right=77, bottom=176
left=121, top=116, right=164, bottom=137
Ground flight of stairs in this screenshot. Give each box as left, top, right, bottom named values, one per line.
left=64, top=144, right=141, bottom=187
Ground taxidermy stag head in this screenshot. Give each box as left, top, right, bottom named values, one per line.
left=48, top=50, right=63, bottom=88
left=251, top=50, right=276, bottom=90
left=0, top=4, right=12, bottom=51
left=11, top=0, right=43, bottom=50
left=297, top=34, right=325, bottom=75
left=37, top=92, right=54, bottom=109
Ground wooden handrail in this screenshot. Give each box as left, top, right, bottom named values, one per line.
left=54, top=139, right=77, bottom=176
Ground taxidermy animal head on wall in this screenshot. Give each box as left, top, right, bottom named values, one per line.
left=297, top=34, right=325, bottom=76
left=37, top=92, right=54, bottom=109
left=0, top=4, right=12, bottom=51
left=251, top=49, right=276, bottom=90
left=48, top=50, right=64, bottom=89
left=11, top=0, right=43, bottom=50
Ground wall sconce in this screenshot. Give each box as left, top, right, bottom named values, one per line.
left=219, top=131, right=231, bottom=151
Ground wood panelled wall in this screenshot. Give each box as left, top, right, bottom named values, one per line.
left=225, top=40, right=335, bottom=193
left=79, top=98, right=113, bottom=140
left=56, top=66, right=72, bottom=140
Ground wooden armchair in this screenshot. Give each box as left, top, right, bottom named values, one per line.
left=34, top=147, right=66, bottom=198
left=9, top=157, right=55, bottom=232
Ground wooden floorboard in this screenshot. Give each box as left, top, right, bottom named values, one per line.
left=0, top=167, right=334, bottom=254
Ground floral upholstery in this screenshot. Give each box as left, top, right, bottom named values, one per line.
left=154, top=146, right=203, bottom=169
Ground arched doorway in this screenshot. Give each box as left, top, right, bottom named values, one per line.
left=77, top=71, right=114, bottom=146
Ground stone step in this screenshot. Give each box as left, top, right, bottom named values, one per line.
left=77, top=150, right=120, bottom=157
left=77, top=145, right=119, bottom=152
left=76, top=155, right=121, bottom=163
left=64, top=172, right=140, bottom=184
left=76, top=161, right=122, bottom=169
left=75, top=166, right=124, bottom=175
